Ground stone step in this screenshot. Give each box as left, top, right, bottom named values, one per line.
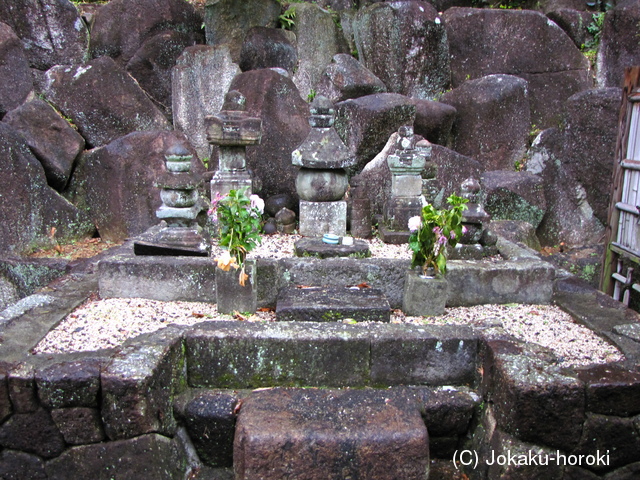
left=174, top=386, right=481, bottom=477
left=275, top=285, right=391, bottom=323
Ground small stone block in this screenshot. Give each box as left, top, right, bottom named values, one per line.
left=299, top=200, right=346, bottom=237
left=402, top=270, right=448, bottom=316
left=294, top=237, right=370, bottom=258
left=276, top=286, right=390, bottom=322
left=378, top=225, right=411, bottom=244
left=234, top=388, right=429, bottom=480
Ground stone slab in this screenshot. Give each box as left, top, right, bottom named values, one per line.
left=294, top=237, right=370, bottom=258
left=275, top=285, right=390, bottom=323
left=234, top=387, right=429, bottom=480
left=299, top=200, right=346, bottom=237
left=613, top=322, right=640, bottom=343
left=378, top=225, right=411, bottom=244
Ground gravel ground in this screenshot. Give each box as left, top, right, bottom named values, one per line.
left=34, top=234, right=624, bottom=367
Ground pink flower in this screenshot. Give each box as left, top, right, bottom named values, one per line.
left=408, top=216, right=422, bottom=232
left=462, top=225, right=468, bottom=234
left=450, top=231, right=456, bottom=240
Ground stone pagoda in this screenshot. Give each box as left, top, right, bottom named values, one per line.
left=380, top=125, right=426, bottom=244
left=133, top=142, right=209, bottom=256
left=205, top=90, right=261, bottom=199
left=293, top=96, right=356, bottom=237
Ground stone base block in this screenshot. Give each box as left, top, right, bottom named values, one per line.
left=276, top=285, right=390, bottom=323
left=234, top=388, right=429, bottom=480
left=402, top=270, right=448, bottom=316
left=294, top=237, right=370, bottom=258
left=299, top=201, right=346, bottom=237
left=210, top=171, right=252, bottom=199
left=378, top=225, right=411, bottom=244
left=215, top=260, right=257, bottom=314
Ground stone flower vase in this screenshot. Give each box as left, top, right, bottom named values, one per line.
left=402, top=268, right=448, bottom=316
left=215, top=259, right=257, bottom=314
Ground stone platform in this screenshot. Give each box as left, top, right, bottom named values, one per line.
left=275, top=285, right=390, bottom=323
left=234, top=387, right=429, bottom=480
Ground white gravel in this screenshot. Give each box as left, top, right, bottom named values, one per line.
left=33, top=234, right=624, bottom=367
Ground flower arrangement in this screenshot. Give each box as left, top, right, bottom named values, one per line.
left=407, top=194, right=468, bottom=277
left=209, top=188, right=264, bottom=285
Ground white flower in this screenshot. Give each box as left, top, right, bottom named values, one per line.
left=408, top=216, right=422, bottom=232
left=250, top=194, right=265, bottom=214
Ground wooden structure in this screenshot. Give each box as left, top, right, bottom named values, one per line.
left=601, top=67, right=640, bottom=304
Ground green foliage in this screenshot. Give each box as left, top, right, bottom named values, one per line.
left=408, top=194, right=468, bottom=276
left=581, top=12, right=605, bottom=68
left=307, top=89, right=317, bottom=102
left=278, top=6, right=297, bottom=30
left=211, top=188, right=263, bottom=270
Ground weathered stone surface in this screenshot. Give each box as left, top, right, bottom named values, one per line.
left=204, top=0, right=280, bottom=63
left=408, top=386, right=480, bottom=437
left=430, top=145, right=484, bottom=206
left=215, top=260, right=257, bottom=315
left=0, top=123, right=92, bottom=254
left=573, top=413, right=640, bottom=473
left=482, top=170, right=546, bottom=229
left=239, top=27, right=297, bottom=74
left=293, top=237, right=370, bottom=259
left=411, top=99, right=456, bottom=146
left=0, top=449, right=47, bottom=480
left=598, top=4, right=640, bottom=88
left=44, top=56, right=171, bottom=148
left=444, top=7, right=591, bottom=128
left=489, top=220, right=541, bottom=251
left=527, top=127, right=604, bottom=246
left=315, top=53, right=387, bottom=103
left=126, top=30, right=201, bottom=117
left=402, top=270, right=448, bottom=317
left=574, top=364, right=640, bottom=417
left=353, top=1, right=449, bottom=99
left=547, top=9, right=598, bottom=49
left=229, top=69, right=310, bottom=200
left=0, top=22, right=33, bottom=118
left=172, top=45, right=240, bottom=161
left=90, top=0, right=203, bottom=66
left=35, top=358, right=102, bottom=409
left=234, top=387, right=429, bottom=480
left=441, top=75, right=530, bottom=171
left=276, top=285, right=390, bottom=323
left=186, top=321, right=371, bottom=388
left=490, top=348, right=585, bottom=451
left=298, top=200, right=347, bottom=237
left=0, top=374, right=10, bottom=423
left=45, top=433, right=189, bottom=480
left=292, top=3, right=348, bottom=99
left=563, top=88, right=621, bottom=224
left=101, top=327, right=186, bottom=440
left=334, top=93, right=415, bottom=172
left=370, top=324, right=477, bottom=386
left=70, top=130, right=204, bottom=242
left=0, top=408, right=65, bottom=459
left=0, top=0, right=89, bottom=70
left=51, top=407, right=105, bottom=445
left=296, top=169, right=349, bottom=201
left=264, top=193, right=296, bottom=217
left=174, top=390, right=239, bottom=467
left=98, top=247, right=217, bottom=302
left=0, top=256, right=68, bottom=308
left=3, top=98, right=85, bottom=191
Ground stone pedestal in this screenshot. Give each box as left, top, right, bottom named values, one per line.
left=215, top=260, right=257, bottom=314
left=299, top=201, right=347, bottom=237
left=402, top=270, right=448, bottom=316
left=210, top=170, right=252, bottom=199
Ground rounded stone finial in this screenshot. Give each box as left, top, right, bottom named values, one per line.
left=222, top=90, right=246, bottom=111
left=461, top=177, right=481, bottom=201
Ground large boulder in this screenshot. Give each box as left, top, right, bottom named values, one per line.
left=334, top=93, right=416, bottom=173
left=228, top=69, right=310, bottom=201
left=70, top=131, right=204, bottom=242
left=125, top=30, right=202, bottom=117
left=0, top=123, right=93, bottom=254
left=482, top=170, right=547, bottom=230
left=172, top=45, right=241, bottom=162
left=0, top=0, right=89, bottom=70
left=3, top=99, right=85, bottom=191
left=353, top=1, right=450, bottom=99
left=239, top=27, right=297, bottom=74
left=315, top=53, right=387, bottom=104
left=546, top=9, right=598, bottom=49
left=90, top=0, right=203, bottom=67
left=430, top=144, right=484, bottom=204
left=0, top=22, right=33, bottom=119
left=444, top=7, right=592, bottom=128
left=562, top=87, right=621, bottom=225
left=527, top=128, right=604, bottom=246
left=441, top=75, right=530, bottom=172
left=204, top=0, right=280, bottom=63
left=291, top=3, right=348, bottom=100
left=411, top=99, right=456, bottom=146
left=598, top=3, right=640, bottom=88
left=43, top=56, right=171, bottom=148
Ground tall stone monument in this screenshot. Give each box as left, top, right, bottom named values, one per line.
left=380, top=125, right=426, bottom=244
left=293, top=96, right=356, bottom=237
left=205, top=90, right=262, bottom=199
